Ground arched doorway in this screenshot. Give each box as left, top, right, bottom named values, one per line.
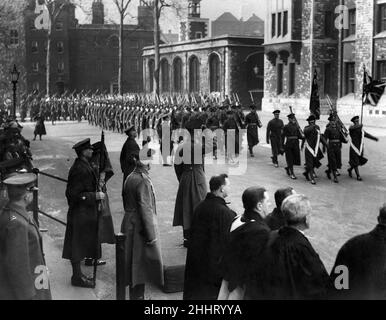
left=148, top=59, right=155, bottom=92
left=160, top=59, right=170, bottom=93
left=173, top=57, right=183, bottom=93
left=189, top=56, right=200, bottom=93
left=209, top=53, right=221, bottom=92
left=245, top=51, right=264, bottom=110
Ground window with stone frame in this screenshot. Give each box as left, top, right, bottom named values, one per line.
left=272, top=13, right=276, bottom=37
left=278, top=12, right=282, bottom=37
left=9, top=29, right=19, bottom=45
left=345, top=8, right=356, bottom=37
left=378, top=61, right=386, bottom=82
left=377, top=3, right=386, bottom=33
left=277, top=63, right=283, bottom=95
left=288, top=63, right=295, bottom=95
left=345, top=62, right=355, bottom=94
left=195, top=31, right=202, bottom=39
left=31, top=41, right=38, bottom=53
left=283, top=11, right=288, bottom=36
left=57, top=41, right=64, bottom=54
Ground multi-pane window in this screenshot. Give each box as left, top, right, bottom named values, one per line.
left=378, top=4, right=386, bottom=33
left=57, top=41, right=64, bottom=53
left=289, top=63, right=295, bottom=95
left=58, top=62, right=65, bottom=74
left=283, top=11, right=288, bottom=36
left=32, top=62, right=39, bottom=72
left=32, top=41, right=38, bottom=53
left=195, top=32, right=202, bottom=39
left=345, top=9, right=356, bottom=37
left=278, top=12, right=282, bottom=37
left=345, top=62, right=355, bottom=94
left=277, top=63, right=283, bottom=95
left=378, top=61, right=386, bottom=82
left=272, top=13, right=276, bottom=37
left=10, top=30, right=19, bottom=45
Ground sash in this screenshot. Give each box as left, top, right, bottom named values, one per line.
left=349, top=129, right=365, bottom=156
left=305, top=129, right=321, bottom=158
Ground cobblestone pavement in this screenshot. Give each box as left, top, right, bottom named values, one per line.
left=22, top=116, right=386, bottom=300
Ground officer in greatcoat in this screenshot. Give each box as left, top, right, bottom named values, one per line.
left=62, top=138, right=105, bottom=288
left=245, top=105, right=262, bottom=157
left=0, top=173, right=52, bottom=300
left=266, top=110, right=284, bottom=167
left=120, top=126, right=140, bottom=189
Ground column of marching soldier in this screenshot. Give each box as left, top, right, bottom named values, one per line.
left=0, top=92, right=380, bottom=300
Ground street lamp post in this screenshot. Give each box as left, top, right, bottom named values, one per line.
left=10, top=64, right=20, bottom=119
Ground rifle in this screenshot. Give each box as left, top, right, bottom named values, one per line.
left=326, top=95, right=348, bottom=138
left=249, top=91, right=255, bottom=104
left=289, top=106, right=304, bottom=137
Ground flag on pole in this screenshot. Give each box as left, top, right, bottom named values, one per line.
left=362, top=69, right=386, bottom=107
left=309, top=69, right=320, bottom=120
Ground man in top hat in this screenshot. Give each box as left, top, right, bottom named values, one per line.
left=323, top=114, right=348, bottom=183
left=347, top=116, right=378, bottom=181
left=301, top=114, right=326, bottom=185
left=266, top=110, right=284, bottom=167
left=62, top=138, right=105, bottom=288
left=120, top=126, right=140, bottom=188
left=282, top=113, right=304, bottom=180
left=0, top=173, right=52, bottom=300
left=245, top=105, right=262, bottom=157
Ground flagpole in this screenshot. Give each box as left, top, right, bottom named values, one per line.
left=361, top=65, right=365, bottom=125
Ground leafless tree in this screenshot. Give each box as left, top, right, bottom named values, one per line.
left=141, top=0, right=184, bottom=96
left=112, top=0, right=133, bottom=96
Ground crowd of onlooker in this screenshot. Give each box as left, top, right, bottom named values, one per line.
left=183, top=174, right=386, bottom=300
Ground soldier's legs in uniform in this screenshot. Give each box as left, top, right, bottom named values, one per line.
left=129, top=284, right=145, bottom=300
left=271, top=137, right=280, bottom=166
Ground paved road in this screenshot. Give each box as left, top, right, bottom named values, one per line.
left=22, top=115, right=386, bottom=300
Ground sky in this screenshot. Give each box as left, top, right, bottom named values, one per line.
left=76, top=0, right=267, bottom=34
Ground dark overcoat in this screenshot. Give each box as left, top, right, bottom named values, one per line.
left=34, top=116, right=46, bottom=136
left=245, top=112, right=262, bottom=147
left=62, top=158, right=101, bottom=261
left=330, top=224, right=386, bottom=299
left=183, top=193, right=236, bottom=300
left=349, top=124, right=377, bottom=167
left=261, top=227, right=331, bottom=300
left=323, top=125, right=347, bottom=171
left=121, top=165, right=164, bottom=288
left=282, top=122, right=302, bottom=167
left=120, top=137, right=140, bottom=183
left=173, top=142, right=207, bottom=231
left=0, top=203, right=52, bottom=300
left=303, top=124, right=324, bottom=171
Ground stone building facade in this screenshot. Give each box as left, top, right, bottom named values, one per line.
left=142, top=35, right=265, bottom=107
left=337, top=0, right=386, bottom=117
left=24, top=0, right=154, bottom=95
left=180, top=0, right=209, bottom=41
left=263, top=0, right=340, bottom=116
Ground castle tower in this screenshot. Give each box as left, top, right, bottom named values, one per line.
left=180, top=0, right=209, bottom=41
left=92, top=0, right=104, bottom=25
left=138, top=0, right=153, bottom=30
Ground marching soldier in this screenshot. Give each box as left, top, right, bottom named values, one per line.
left=323, top=115, right=348, bottom=183
left=282, top=113, right=304, bottom=180
left=301, top=115, right=326, bottom=185
left=347, top=116, right=379, bottom=181
left=266, top=110, right=284, bottom=167
left=0, top=173, right=52, bottom=300
left=245, top=105, right=262, bottom=157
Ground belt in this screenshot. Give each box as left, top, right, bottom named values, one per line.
left=287, top=136, right=299, bottom=140
left=330, top=139, right=341, bottom=143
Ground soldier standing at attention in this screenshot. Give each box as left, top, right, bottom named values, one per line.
left=245, top=105, right=262, bottom=158
left=282, top=113, right=304, bottom=180
left=266, top=110, right=284, bottom=167
left=0, top=173, right=52, bottom=300
left=120, top=126, right=140, bottom=189
left=347, top=116, right=379, bottom=181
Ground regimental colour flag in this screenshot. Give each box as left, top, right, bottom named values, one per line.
left=363, top=69, right=386, bottom=107
left=309, top=70, right=321, bottom=120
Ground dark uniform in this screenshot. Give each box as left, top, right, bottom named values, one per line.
left=348, top=116, right=378, bottom=180
left=282, top=114, right=303, bottom=179
left=0, top=173, right=51, bottom=300
left=245, top=106, right=262, bottom=157
left=266, top=110, right=284, bottom=166
left=120, top=126, right=140, bottom=185
left=323, top=115, right=347, bottom=182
